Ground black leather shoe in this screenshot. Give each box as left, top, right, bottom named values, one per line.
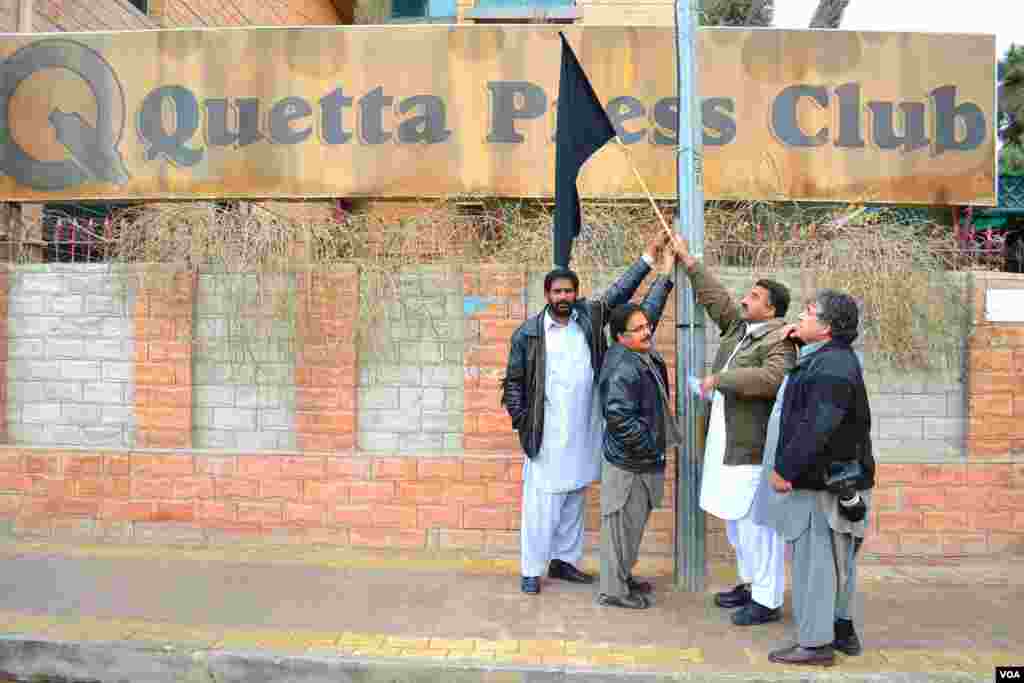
left=714, top=583, right=751, bottom=608
left=627, top=577, right=653, bottom=594
left=548, top=559, right=595, bottom=584
left=731, top=600, right=782, bottom=626
left=768, top=644, right=835, bottom=667
left=521, top=576, right=540, bottom=594
left=598, top=593, right=650, bottom=609
left=833, top=618, right=862, bottom=656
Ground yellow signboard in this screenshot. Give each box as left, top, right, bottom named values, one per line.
left=0, top=26, right=997, bottom=204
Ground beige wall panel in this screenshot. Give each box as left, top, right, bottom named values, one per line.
left=0, top=26, right=997, bottom=204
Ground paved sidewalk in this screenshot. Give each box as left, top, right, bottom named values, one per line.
left=0, top=540, right=1020, bottom=682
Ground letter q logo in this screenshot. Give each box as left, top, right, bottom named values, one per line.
left=0, top=39, right=130, bottom=191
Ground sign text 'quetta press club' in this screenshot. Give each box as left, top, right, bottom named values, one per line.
left=139, top=82, right=987, bottom=166
left=0, top=27, right=998, bottom=203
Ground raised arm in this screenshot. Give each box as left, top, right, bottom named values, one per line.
left=638, top=243, right=677, bottom=332
left=675, top=237, right=742, bottom=334
left=592, top=231, right=669, bottom=309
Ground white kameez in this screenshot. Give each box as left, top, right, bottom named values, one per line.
left=529, top=311, right=603, bottom=494
left=698, top=323, right=766, bottom=521
left=698, top=321, right=785, bottom=608
left=520, top=310, right=603, bottom=577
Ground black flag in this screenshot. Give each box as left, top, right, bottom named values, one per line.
left=554, top=33, right=617, bottom=268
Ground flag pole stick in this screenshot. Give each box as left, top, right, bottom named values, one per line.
left=674, top=0, right=706, bottom=593
left=615, top=137, right=675, bottom=242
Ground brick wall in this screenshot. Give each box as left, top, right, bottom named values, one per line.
left=30, top=0, right=157, bottom=32
left=864, top=463, right=1024, bottom=556
left=134, top=270, right=192, bottom=449
left=1, top=264, right=1022, bottom=559
left=295, top=268, right=358, bottom=452
left=462, top=265, right=523, bottom=453
left=155, top=0, right=349, bottom=27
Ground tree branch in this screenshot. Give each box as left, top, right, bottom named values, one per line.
left=808, top=0, right=850, bottom=28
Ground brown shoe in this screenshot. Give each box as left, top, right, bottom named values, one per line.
left=768, top=644, right=835, bottom=667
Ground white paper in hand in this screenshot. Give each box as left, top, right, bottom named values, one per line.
left=687, top=376, right=707, bottom=401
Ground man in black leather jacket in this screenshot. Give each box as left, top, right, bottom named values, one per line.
left=594, top=246, right=677, bottom=609
left=501, top=232, right=670, bottom=595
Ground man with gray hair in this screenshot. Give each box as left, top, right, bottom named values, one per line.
left=751, top=289, right=875, bottom=667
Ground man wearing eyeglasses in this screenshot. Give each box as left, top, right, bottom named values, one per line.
left=595, top=243, right=679, bottom=609
left=501, top=231, right=672, bottom=596
left=753, top=291, right=874, bottom=667
left=675, top=238, right=796, bottom=627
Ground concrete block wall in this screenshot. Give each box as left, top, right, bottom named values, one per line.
left=708, top=269, right=967, bottom=463
left=193, top=274, right=296, bottom=451
left=6, top=266, right=136, bottom=448
left=359, top=267, right=465, bottom=453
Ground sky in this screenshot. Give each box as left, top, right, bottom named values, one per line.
left=773, top=0, right=1023, bottom=60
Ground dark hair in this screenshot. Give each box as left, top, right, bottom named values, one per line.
left=544, top=268, right=579, bottom=293
left=609, top=303, right=646, bottom=342
left=814, top=289, right=859, bottom=343
left=754, top=279, right=790, bottom=318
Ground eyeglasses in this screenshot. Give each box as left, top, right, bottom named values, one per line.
left=624, top=323, right=651, bottom=335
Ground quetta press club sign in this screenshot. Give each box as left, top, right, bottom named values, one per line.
left=0, top=26, right=997, bottom=205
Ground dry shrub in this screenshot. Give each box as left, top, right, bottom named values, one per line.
left=106, top=198, right=981, bottom=371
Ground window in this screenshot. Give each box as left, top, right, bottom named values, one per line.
left=390, top=0, right=457, bottom=22
left=464, top=0, right=578, bottom=22
left=126, top=0, right=148, bottom=13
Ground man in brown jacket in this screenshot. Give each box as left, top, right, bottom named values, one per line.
left=676, top=238, right=797, bottom=627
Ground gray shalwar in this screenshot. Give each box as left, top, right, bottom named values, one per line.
left=599, top=461, right=665, bottom=598
left=751, top=348, right=872, bottom=648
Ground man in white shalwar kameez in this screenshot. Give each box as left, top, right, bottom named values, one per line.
left=676, top=238, right=797, bottom=626
left=501, top=234, right=668, bottom=595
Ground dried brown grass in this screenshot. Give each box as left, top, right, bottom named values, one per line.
left=102, top=198, right=978, bottom=370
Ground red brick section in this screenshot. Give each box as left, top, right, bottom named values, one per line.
left=966, top=272, right=1024, bottom=461
left=463, top=266, right=524, bottom=453
left=863, top=463, right=1024, bottom=557
left=29, top=0, right=157, bottom=32
left=155, top=0, right=345, bottom=28
left=0, top=448, right=1020, bottom=557
left=295, top=268, right=358, bottom=452
left=134, top=270, right=193, bottom=449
